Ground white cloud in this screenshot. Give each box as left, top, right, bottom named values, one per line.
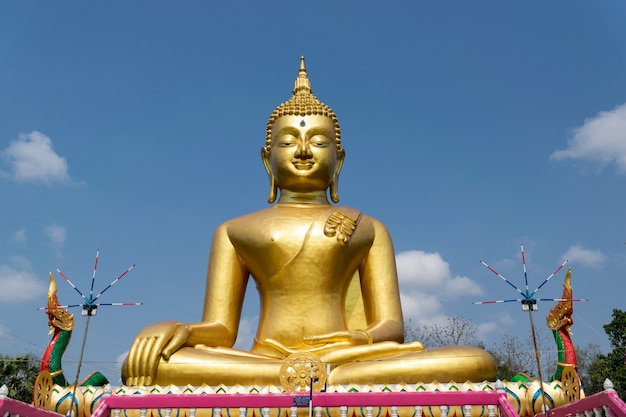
left=1, top=131, right=75, bottom=185
left=116, top=351, right=129, bottom=367
left=396, top=251, right=449, bottom=290
left=476, top=312, right=514, bottom=340
left=234, top=314, right=259, bottom=350
left=43, top=223, right=66, bottom=256
left=8, top=255, right=33, bottom=271
left=0, top=264, right=47, bottom=302
left=400, top=293, right=442, bottom=324
left=11, top=228, right=27, bottom=243
left=551, top=103, right=626, bottom=172
left=561, top=244, right=607, bottom=268
left=114, top=350, right=129, bottom=384
left=396, top=250, right=484, bottom=325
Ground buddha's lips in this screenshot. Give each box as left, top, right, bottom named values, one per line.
left=292, top=161, right=314, bottom=170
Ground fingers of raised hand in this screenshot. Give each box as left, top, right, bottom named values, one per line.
left=127, top=335, right=159, bottom=386
left=163, top=326, right=188, bottom=360
left=126, top=322, right=182, bottom=385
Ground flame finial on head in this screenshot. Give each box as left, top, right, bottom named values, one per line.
left=293, top=56, right=312, bottom=95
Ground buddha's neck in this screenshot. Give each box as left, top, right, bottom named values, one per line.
left=277, top=189, right=331, bottom=205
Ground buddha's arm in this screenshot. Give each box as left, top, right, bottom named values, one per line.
left=159, top=223, right=248, bottom=357
left=195, top=222, right=249, bottom=347
left=358, top=218, right=404, bottom=343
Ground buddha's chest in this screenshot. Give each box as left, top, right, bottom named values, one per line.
left=227, top=207, right=373, bottom=276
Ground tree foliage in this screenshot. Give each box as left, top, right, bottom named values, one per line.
left=405, top=316, right=483, bottom=348
left=488, top=334, right=536, bottom=380
left=0, top=353, right=40, bottom=403
left=590, top=309, right=626, bottom=399
left=404, top=315, right=590, bottom=382
left=575, top=343, right=605, bottom=395
left=487, top=330, right=554, bottom=381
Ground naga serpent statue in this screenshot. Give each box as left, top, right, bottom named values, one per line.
left=37, top=272, right=109, bottom=388
left=546, top=268, right=579, bottom=388
left=511, top=267, right=581, bottom=403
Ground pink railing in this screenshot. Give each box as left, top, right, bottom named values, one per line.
left=91, top=391, right=519, bottom=417
left=548, top=388, right=626, bottom=417
left=0, top=395, right=63, bottom=417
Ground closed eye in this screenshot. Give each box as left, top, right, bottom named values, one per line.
left=276, top=135, right=297, bottom=146
left=310, top=135, right=331, bottom=147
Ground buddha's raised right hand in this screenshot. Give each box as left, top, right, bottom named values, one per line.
left=123, top=320, right=187, bottom=386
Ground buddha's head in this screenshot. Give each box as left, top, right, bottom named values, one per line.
left=262, top=56, right=345, bottom=204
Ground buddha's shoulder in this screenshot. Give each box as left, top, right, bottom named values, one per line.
left=218, top=205, right=388, bottom=230
left=220, top=206, right=283, bottom=225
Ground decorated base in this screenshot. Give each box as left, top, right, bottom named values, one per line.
left=33, top=368, right=582, bottom=417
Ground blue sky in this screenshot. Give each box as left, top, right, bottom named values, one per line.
left=1, top=1, right=625, bottom=385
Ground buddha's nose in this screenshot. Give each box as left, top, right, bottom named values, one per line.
left=295, top=140, right=312, bottom=159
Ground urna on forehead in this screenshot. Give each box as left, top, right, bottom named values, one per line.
left=265, top=56, right=342, bottom=152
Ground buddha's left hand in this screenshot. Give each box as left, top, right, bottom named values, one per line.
left=263, top=331, right=371, bottom=357
left=303, top=330, right=372, bottom=346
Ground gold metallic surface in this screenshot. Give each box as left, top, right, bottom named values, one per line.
left=279, top=351, right=326, bottom=392
left=121, top=57, right=496, bottom=387
left=32, top=370, right=53, bottom=409
left=560, top=366, right=582, bottom=402
left=47, top=272, right=74, bottom=333
left=546, top=268, right=574, bottom=332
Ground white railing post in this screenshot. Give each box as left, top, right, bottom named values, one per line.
left=340, top=405, right=348, bottom=417
left=314, top=406, right=322, bottom=417
left=414, top=405, right=422, bottom=417
left=240, top=407, right=247, bottom=417
left=494, top=379, right=505, bottom=417
left=291, top=406, right=298, bottom=417
left=214, top=407, right=222, bottom=417
left=390, top=405, right=398, bottom=417
left=463, top=404, right=472, bottom=417
left=439, top=405, right=448, bottom=417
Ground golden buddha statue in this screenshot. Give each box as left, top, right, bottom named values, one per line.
left=122, top=57, right=496, bottom=387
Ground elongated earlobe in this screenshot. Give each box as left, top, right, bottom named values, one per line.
left=267, top=175, right=277, bottom=203
left=330, top=149, right=345, bottom=203
left=330, top=178, right=340, bottom=203
left=261, top=147, right=278, bottom=203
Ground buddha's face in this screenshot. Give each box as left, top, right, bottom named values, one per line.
left=264, top=115, right=343, bottom=194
